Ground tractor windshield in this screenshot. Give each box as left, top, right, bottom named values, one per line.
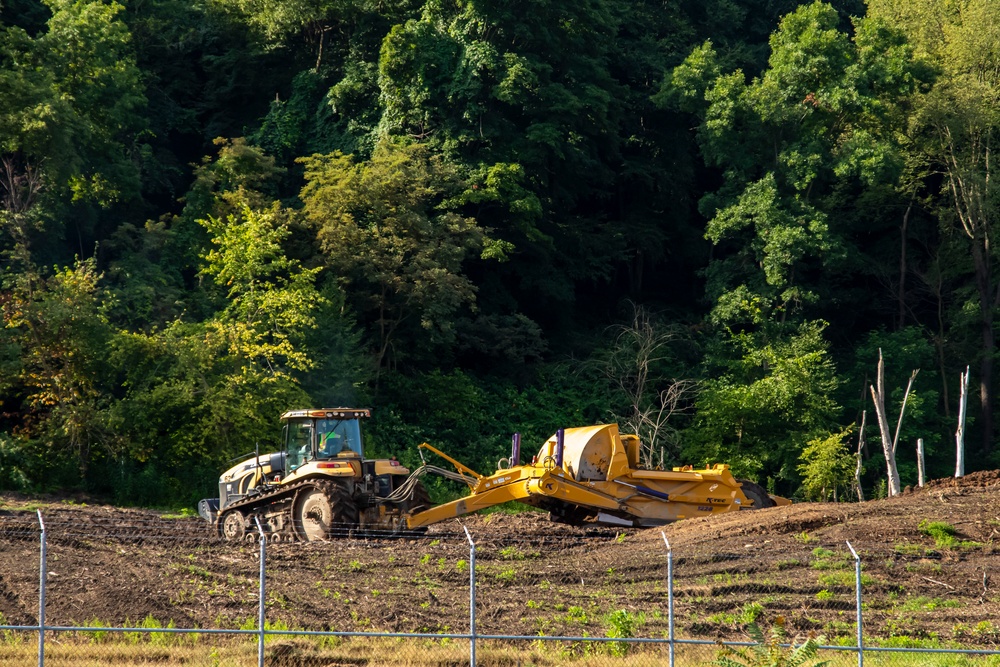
left=316, top=419, right=362, bottom=459
left=285, top=421, right=312, bottom=470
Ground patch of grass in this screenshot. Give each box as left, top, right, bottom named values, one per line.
left=895, top=596, right=963, bottom=612
left=815, top=589, right=834, bottom=601
left=818, top=570, right=873, bottom=587
left=708, top=601, right=765, bottom=626
left=823, top=620, right=854, bottom=636
left=811, top=547, right=850, bottom=571
left=499, top=545, right=537, bottom=560
left=775, top=558, right=801, bottom=571
left=893, top=542, right=923, bottom=556
left=904, top=562, right=942, bottom=574
left=918, top=519, right=982, bottom=550
left=183, top=564, right=213, bottom=579
left=493, top=567, right=516, bottom=583
left=795, top=531, right=818, bottom=544
left=884, top=616, right=939, bottom=641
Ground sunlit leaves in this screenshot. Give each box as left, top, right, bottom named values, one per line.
left=671, top=2, right=922, bottom=329
left=0, top=0, right=146, bottom=208
left=200, top=201, right=324, bottom=375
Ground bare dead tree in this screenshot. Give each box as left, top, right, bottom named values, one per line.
left=0, top=153, right=44, bottom=215
left=917, top=438, right=925, bottom=487
left=870, top=349, right=919, bottom=497
left=854, top=409, right=866, bottom=502
left=624, top=379, right=697, bottom=468
left=956, top=365, right=970, bottom=478
left=892, top=368, right=920, bottom=458
left=604, top=303, right=695, bottom=468
left=0, top=153, right=45, bottom=265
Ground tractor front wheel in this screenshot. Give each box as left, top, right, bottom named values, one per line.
left=292, top=481, right=358, bottom=541
left=220, top=510, right=247, bottom=540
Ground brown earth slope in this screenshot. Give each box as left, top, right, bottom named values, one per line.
left=0, top=473, right=998, bottom=647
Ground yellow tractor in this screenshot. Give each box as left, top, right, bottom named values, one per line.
left=198, top=408, right=432, bottom=541
left=405, top=423, right=789, bottom=529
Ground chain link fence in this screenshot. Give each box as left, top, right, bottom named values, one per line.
left=1, top=508, right=998, bottom=666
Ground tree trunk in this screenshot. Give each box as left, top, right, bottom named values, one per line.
left=898, top=199, right=912, bottom=330
left=892, top=369, right=919, bottom=456
left=854, top=410, right=866, bottom=502
left=971, top=242, right=994, bottom=454
left=870, top=350, right=902, bottom=497
left=956, top=366, right=970, bottom=478
left=917, top=438, right=925, bottom=487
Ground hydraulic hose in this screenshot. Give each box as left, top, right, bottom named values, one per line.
left=377, top=465, right=475, bottom=504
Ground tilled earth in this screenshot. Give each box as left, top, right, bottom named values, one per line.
left=1, top=472, right=999, bottom=646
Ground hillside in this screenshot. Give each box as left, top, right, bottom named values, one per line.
left=1, top=473, right=998, bottom=648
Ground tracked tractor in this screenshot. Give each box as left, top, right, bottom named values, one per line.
left=198, top=409, right=432, bottom=541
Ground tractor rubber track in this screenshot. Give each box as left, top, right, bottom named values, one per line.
left=217, top=478, right=315, bottom=516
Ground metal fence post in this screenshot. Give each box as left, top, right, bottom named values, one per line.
left=661, top=532, right=674, bottom=667
left=255, top=518, right=266, bottom=667
left=846, top=541, right=863, bottom=667
left=37, top=510, right=45, bottom=667
left=463, top=526, right=476, bottom=667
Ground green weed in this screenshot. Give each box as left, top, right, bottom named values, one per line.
left=893, top=543, right=923, bottom=556
left=817, top=571, right=873, bottom=587
left=711, top=620, right=827, bottom=667
left=604, top=609, right=643, bottom=657
left=918, top=519, right=981, bottom=550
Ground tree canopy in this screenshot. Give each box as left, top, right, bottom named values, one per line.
left=0, top=0, right=996, bottom=506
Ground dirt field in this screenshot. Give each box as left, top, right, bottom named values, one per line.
left=1, top=472, right=999, bottom=648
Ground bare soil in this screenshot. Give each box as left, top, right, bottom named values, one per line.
left=1, top=472, right=999, bottom=647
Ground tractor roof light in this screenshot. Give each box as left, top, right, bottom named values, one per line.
left=282, top=408, right=372, bottom=421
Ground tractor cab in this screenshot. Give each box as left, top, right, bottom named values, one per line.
left=281, top=408, right=369, bottom=473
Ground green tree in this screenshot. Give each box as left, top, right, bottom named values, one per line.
left=689, top=321, right=841, bottom=489
left=797, top=426, right=855, bottom=501
left=299, top=139, right=503, bottom=372
left=199, top=201, right=324, bottom=378
left=0, top=0, right=146, bottom=212
left=868, top=0, right=1000, bottom=454
left=0, top=258, right=118, bottom=482
left=667, top=2, right=923, bottom=330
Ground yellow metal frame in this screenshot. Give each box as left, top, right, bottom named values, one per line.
left=405, top=424, right=790, bottom=529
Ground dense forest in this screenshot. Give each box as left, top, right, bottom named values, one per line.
left=0, top=0, right=997, bottom=507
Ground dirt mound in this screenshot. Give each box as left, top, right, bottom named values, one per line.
left=919, top=469, right=1000, bottom=491
left=1, top=478, right=999, bottom=646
